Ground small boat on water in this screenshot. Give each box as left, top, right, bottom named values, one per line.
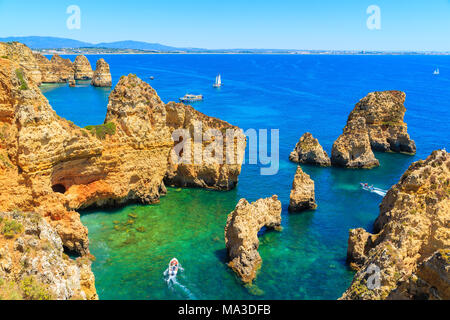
left=213, top=74, right=222, bottom=88
left=433, top=68, right=440, bottom=75
left=150, top=76, right=155, bottom=80
left=168, top=258, right=179, bottom=277
left=360, top=183, right=374, bottom=192
left=179, top=94, right=203, bottom=103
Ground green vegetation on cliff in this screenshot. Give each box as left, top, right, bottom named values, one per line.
left=84, top=122, right=116, bottom=140
left=15, top=69, right=28, bottom=90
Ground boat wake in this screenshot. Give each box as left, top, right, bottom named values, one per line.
left=360, top=184, right=387, bottom=197
left=371, top=188, right=387, bottom=197
left=164, top=266, right=196, bottom=299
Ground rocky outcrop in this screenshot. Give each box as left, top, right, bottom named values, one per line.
left=288, top=166, right=317, bottom=212
left=0, top=42, right=42, bottom=85
left=0, top=42, right=102, bottom=85
left=0, top=55, right=245, bottom=257
left=341, top=150, right=449, bottom=300
left=331, top=117, right=380, bottom=168
left=73, top=55, right=93, bottom=80
left=0, top=44, right=245, bottom=299
left=225, top=196, right=282, bottom=283
left=91, top=59, right=112, bottom=87
left=289, top=132, right=331, bottom=166
left=388, top=249, right=449, bottom=300
left=348, top=91, right=416, bottom=154
left=0, top=211, right=97, bottom=300
left=33, top=53, right=74, bottom=83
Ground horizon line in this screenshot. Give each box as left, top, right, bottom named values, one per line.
left=2, top=35, right=450, bottom=53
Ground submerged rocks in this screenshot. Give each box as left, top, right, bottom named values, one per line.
left=0, top=211, right=98, bottom=300
left=225, top=196, right=282, bottom=283
left=73, top=55, right=93, bottom=80
left=289, top=132, right=331, bottom=166
left=288, top=166, right=317, bottom=212
left=91, top=58, right=112, bottom=87
left=349, top=91, right=416, bottom=154
left=331, top=117, right=380, bottom=168
left=341, top=150, right=450, bottom=300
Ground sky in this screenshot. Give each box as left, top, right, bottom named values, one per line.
left=0, top=0, right=449, bottom=51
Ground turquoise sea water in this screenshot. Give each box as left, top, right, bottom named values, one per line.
left=42, top=54, right=450, bottom=300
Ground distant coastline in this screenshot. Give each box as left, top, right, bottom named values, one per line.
left=2, top=36, right=449, bottom=56
left=36, top=50, right=450, bottom=56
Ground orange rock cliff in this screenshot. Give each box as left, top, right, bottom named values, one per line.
left=0, top=44, right=246, bottom=256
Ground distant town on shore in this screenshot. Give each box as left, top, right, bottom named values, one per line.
left=1, top=36, right=449, bottom=55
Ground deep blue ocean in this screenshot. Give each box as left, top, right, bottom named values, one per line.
left=41, top=54, right=450, bottom=300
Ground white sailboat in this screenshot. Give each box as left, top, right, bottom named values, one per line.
left=213, top=74, right=222, bottom=88
left=433, top=68, right=440, bottom=75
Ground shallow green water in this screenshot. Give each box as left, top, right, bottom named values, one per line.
left=81, top=153, right=415, bottom=300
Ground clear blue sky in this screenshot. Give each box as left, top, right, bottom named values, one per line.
left=1, top=0, right=449, bottom=51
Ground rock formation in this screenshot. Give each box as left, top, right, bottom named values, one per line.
left=348, top=91, right=416, bottom=154
left=0, top=54, right=246, bottom=257
left=331, top=117, right=380, bottom=168
left=0, top=47, right=246, bottom=298
left=0, top=211, right=97, bottom=300
left=73, top=55, right=93, bottom=80
left=0, top=41, right=42, bottom=85
left=288, top=166, right=317, bottom=212
left=0, top=42, right=100, bottom=85
left=33, top=53, right=75, bottom=83
left=388, top=249, right=449, bottom=300
left=289, top=132, right=331, bottom=166
left=225, top=195, right=282, bottom=283
left=91, top=59, right=112, bottom=87
left=341, top=150, right=449, bottom=300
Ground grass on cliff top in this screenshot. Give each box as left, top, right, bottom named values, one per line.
left=0, top=276, right=54, bottom=300
left=15, top=69, right=28, bottom=90
left=0, top=218, right=23, bottom=238
left=84, top=122, right=116, bottom=140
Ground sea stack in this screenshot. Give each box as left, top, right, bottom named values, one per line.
left=91, top=58, right=112, bottom=87
left=348, top=91, right=416, bottom=154
left=341, top=150, right=450, bottom=300
left=288, top=166, right=317, bottom=212
left=331, top=117, right=380, bottom=168
left=225, top=196, right=282, bottom=283
left=74, top=55, right=93, bottom=80
left=289, top=132, right=331, bottom=166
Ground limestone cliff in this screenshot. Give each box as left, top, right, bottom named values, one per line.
left=331, top=117, right=380, bottom=168
left=0, top=211, right=97, bottom=300
left=33, top=53, right=75, bottom=83
left=0, top=42, right=42, bottom=85
left=388, top=249, right=449, bottom=300
left=73, top=55, right=93, bottom=80
left=348, top=91, right=416, bottom=154
left=288, top=166, right=317, bottom=212
left=0, top=42, right=101, bottom=85
left=91, top=59, right=112, bottom=87
left=289, top=132, right=331, bottom=166
left=341, top=150, right=449, bottom=300
left=225, top=196, right=282, bottom=283
left=0, top=57, right=245, bottom=257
